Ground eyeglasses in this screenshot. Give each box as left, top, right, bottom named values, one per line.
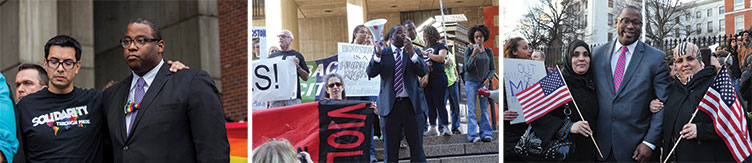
left=327, top=82, right=343, bottom=88
left=278, top=35, right=291, bottom=39
left=46, top=58, right=78, bottom=70
left=120, top=37, right=161, bottom=48
left=618, top=17, right=642, bottom=26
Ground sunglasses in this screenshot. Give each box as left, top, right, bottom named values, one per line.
left=327, top=82, right=343, bottom=88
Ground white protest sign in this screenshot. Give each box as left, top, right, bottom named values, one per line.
left=252, top=57, right=297, bottom=110
left=337, top=43, right=380, bottom=97
left=252, top=27, right=267, bottom=59
left=503, top=58, right=546, bottom=124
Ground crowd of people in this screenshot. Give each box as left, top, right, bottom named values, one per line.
left=0, top=18, right=231, bottom=162
left=504, top=5, right=752, bottom=162
left=252, top=19, right=497, bottom=162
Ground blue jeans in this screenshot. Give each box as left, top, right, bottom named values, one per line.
left=444, top=82, right=461, bottom=132
left=465, top=81, right=493, bottom=141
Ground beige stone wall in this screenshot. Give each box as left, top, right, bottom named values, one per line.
left=296, top=16, right=349, bottom=61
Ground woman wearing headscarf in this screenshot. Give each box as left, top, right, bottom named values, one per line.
left=658, top=42, right=733, bottom=162
left=528, top=40, right=599, bottom=162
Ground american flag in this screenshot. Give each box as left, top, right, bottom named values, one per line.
left=515, top=68, right=573, bottom=124
left=697, top=66, right=752, bottom=163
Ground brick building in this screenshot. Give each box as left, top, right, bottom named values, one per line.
left=219, top=0, right=248, bottom=122
left=725, top=0, right=752, bottom=35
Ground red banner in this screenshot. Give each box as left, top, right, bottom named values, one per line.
left=484, top=5, right=499, bottom=56
left=252, top=102, right=321, bottom=161
left=252, top=100, right=373, bottom=163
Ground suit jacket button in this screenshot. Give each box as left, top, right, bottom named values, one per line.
left=123, top=146, right=129, bottom=151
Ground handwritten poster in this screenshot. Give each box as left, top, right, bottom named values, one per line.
left=337, top=43, right=379, bottom=97
left=503, top=58, right=546, bottom=124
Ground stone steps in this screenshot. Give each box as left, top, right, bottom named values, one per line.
left=374, top=131, right=499, bottom=161
left=396, top=153, right=499, bottom=163
left=374, top=131, right=499, bottom=148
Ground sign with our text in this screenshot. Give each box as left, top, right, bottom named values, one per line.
left=503, top=58, right=546, bottom=124
left=252, top=57, right=297, bottom=110
left=337, top=43, right=379, bottom=97
left=301, top=55, right=338, bottom=103
left=252, top=27, right=267, bottom=59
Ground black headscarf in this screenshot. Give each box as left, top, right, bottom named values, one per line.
left=562, top=40, right=595, bottom=91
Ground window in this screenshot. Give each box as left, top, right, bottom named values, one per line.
left=584, top=0, right=588, bottom=9
left=736, top=0, right=744, bottom=11
left=708, top=21, right=713, bottom=33
left=608, top=32, right=613, bottom=41
left=708, top=9, right=712, bottom=17
left=697, top=11, right=702, bottom=18
left=736, top=15, right=744, bottom=33
left=608, top=0, right=613, bottom=8
left=720, top=6, right=725, bottom=14
left=721, top=19, right=725, bottom=32
left=686, top=25, right=691, bottom=33
left=584, top=13, right=588, bottom=27
left=608, top=13, right=614, bottom=26
left=696, top=23, right=702, bottom=33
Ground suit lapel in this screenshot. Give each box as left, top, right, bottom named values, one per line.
left=605, top=41, right=617, bottom=96
left=116, top=75, right=133, bottom=144
left=385, top=48, right=396, bottom=77
left=615, top=41, right=645, bottom=97
left=126, top=64, right=172, bottom=142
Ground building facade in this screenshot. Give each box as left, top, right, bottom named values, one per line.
left=725, top=0, right=752, bottom=36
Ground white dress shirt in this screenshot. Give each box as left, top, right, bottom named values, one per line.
left=126, top=60, right=164, bottom=131
left=373, top=44, right=419, bottom=97
left=611, top=40, right=637, bottom=74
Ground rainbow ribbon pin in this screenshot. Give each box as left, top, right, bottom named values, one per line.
left=124, top=100, right=139, bottom=114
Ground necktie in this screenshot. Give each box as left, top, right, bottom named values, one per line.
left=394, top=48, right=404, bottom=95
left=613, top=46, right=628, bottom=92
left=127, top=77, right=146, bottom=136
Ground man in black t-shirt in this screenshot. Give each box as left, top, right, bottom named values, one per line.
left=268, top=30, right=310, bottom=107
left=15, top=35, right=110, bottom=162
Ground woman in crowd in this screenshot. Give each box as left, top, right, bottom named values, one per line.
left=465, top=24, right=496, bottom=143
left=727, top=37, right=742, bottom=81
left=351, top=25, right=373, bottom=45
left=347, top=25, right=381, bottom=162
left=252, top=139, right=313, bottom=163
left=529, top=40, right=598, bottom=162
left=502, top=36, right=532, bottom=161
left=321, top=73, right=379, bottom=162
left=655, top=42, right=732, bottom=162
left=420, top=25, right=451, bottom=136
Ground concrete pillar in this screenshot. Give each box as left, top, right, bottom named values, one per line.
left=0, top=0, right=21, bottom=80
left=58, top=0, right=95, bottom=89
left=265, top=0, right=299, bottom=51
left=19, top=0, right=56, bottom=66
left=198, top=0, right=222, bottom=90
left=1, top=0, right=60, bottom=91
left=347, top=0, right=368, bottom=43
